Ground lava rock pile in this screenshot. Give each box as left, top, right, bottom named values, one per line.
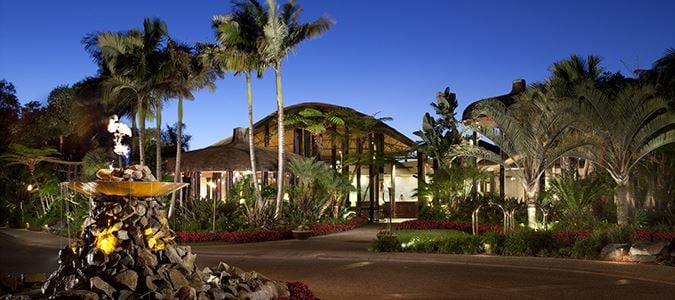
left=37, top=165, right=289, bottom=300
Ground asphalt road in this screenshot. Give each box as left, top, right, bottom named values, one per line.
left=2, top=228, right=675, bottom=299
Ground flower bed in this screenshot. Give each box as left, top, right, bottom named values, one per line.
left=280, top=281, right=318, bottom=300
left=176, top=229, right=293, bottom=243
left=176, top=216, right=369, bottom=243
left=309, top=216, right=368, bottom=236
left=396, top=220, right=502, bottom=234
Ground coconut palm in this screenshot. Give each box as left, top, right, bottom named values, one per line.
left=83, top=18, right=169, bottom=167
left=259, top=0, right=334, bottom=218
left=210, top=0, right=267, bottom=209
left=454, top=84, right=591, bottom=228
left=285, top=107, right=346, bottom=160
left=160, top=40, right=218, bottom=218
left=576, top=83, right=675, bottom=224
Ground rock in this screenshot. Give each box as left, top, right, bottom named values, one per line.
left=21, top=273, right=47, bottom=284
left=175, top=286, right=197, bottom=300
left=137, top=248, right=158, bottom=268
left=145, top=276, right=159, bottom=291
left=197, top=292, right=211, bottom=300
left=118, top=230, right=129, bottom=240
left=165, top=245, right=186, bottom=269
left=628, top=255, right=659, bottom=263
left=209, top=288, right=228, bottom=300
left=183, top=252, right=197, bottom=271
left=629, top=241, right=670, bottom=256
left=118, top=290, right=140, bottom=300
left=176, top=246, right=188, bottom=257
left=168, top=269, right=190, bottom=289
left=600, top=243, right=629, bottom=261
left=0, top=274, right=19, bottom=292
left=90, top=276, right=116, bottom=299
left=52, top=289, right=100, bottom=300
left=115, top=270, right=138, bottom=291
left=62, top=274, right=83, bottom=291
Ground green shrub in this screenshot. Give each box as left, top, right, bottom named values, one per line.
left=481, top=232, right=506, bottom=255
left=504, top=229, right=555, bottom=256
left=571, top=231, right=606, bottom=259
left=371, top=236, right=401, bottom=252
left=605, top=225, right=632, bottom=243
left=417, top=205, right=449, bottom=220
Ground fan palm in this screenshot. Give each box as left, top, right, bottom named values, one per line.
left=413, top=87, right=463, bottom=170
left=576, top=83, right=675, bottom=224
left=210, top=0, right=267, bottom=209
left=454, top=84, right=591, bottom=228
left=260, top=0, right=334, bottom=218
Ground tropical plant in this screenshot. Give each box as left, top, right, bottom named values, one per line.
left=1, top=144, right=61, bottom=215
left=454, top=84, right=590, bottom=227
left=259, top=0, right=334, bottom=218
left=83, top=17, right=170, bottom=167
left=160, top=40, right=218, bottom=217
left=415, top=164, right=491, bottom=208
left=0, top=79, right=20, bottom=154
left=210, top=0, right=267, bottom=210
left=413, top=87, right=463, bottom=170
left=542, top=174, right=613, bottom=229
left=285, top=107, right=346, bottom=160
left=575, top=83, right=675, bottom=224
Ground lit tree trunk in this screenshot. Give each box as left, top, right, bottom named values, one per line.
left=274, top=63, right=285, bottom=219
left=169, top=97, right=183, bottom=219
left=137, top=99, right=145, bottom=166
left=131, top=108, right=137, bottom=164
left=155, top=99, right=162, bottom=180
left=246, top=72, right=263, bottom=209
left=616, top=180, right=631, bottom=225
left=524, top=180, right=540, bottom=228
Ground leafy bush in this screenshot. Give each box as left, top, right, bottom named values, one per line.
left=371, top=235, right=401, bottom=252
left=481, top=231, right=506, bottom=255
left=504, top=229, right=555, bottom=256
left=417, top=204, right=449, bottom=220
left=172, top=198, right=244, bottom=232
left=571, top=231, right=606, bottom=259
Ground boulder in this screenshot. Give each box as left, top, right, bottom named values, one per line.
left=168, top=269, right=190, bottom=289
left=137, top=248, right=158, bottom=268
left=600, top=243, right=629, bottom=261
left=629, top=241, right=669, bottom=256
left=21, top=273, right=47, bottom=284
left=90, top=276, right=116, bottom=299
left=115, top=270, right=138, bottom=291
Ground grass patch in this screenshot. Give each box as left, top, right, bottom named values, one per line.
left=397, top=229, right=469, bottom=243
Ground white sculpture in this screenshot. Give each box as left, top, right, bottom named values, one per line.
left=107, top=115, right=132, bottom=158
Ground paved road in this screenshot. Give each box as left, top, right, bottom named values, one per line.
left=2, top=226, right=675, bottom=299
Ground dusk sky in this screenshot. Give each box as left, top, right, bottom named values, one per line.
left=2, top=0, right=674, bottom=149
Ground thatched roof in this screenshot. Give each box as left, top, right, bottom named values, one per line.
left=462, top=79, right=526, bottom=124
left=166, top=128, right=301, bottom=172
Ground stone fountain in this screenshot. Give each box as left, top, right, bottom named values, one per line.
left=39, top=165, right=288, bottom=299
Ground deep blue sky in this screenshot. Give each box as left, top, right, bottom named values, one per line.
left=2, top=0, right=674, bottom=149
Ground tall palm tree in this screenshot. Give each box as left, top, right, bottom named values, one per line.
left=548, top=54, right=604, bottom=175
left=160, top=40, right=218, bottom=218
left=211, top=0, right=267, bottom=209
left=454, top=85, right=590, bottom=228
left=83, top=18, right=169, bottom=167
left=576, top=83, right=675, bottom=224
left=259, top=0, right=334, bottom=218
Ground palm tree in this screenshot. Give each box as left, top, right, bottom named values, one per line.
left=576, top=83, right=675, bottom=224
left=160, top=40, right=218, bottom=218
left=548, top=54, right=604, bottom=175
left=83, top=18, right=169, bottom=167
left=259, top=0, right=334, bottom=218
left=210, top=0, right=267, bottom=209
left=1, top=144, right=60, bottom=215
left=454, top=85, right=590, bottom=228
left=285, top=107, right=346, bottom=160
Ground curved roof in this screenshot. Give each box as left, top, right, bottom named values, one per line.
left=462, top=79, right=526, bottom=122
left=167, top=128, right=301, bottom=172
left=251, top=102, right=415, bottom=147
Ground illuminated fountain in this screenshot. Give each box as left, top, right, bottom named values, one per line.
left=40, top=117, right=288, bottom=299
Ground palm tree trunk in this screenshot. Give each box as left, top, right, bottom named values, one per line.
left=524, top=180, right=540, bottom=228
left=616, top=181, right=631, bottom=225
left=155, top=100, right=162, bottom=179
left=137, top=99, right=145, bottom=166
left=274, top=63, right=285, bottom=219
left=131, top=109, right=137, bottom=164
left=246, top=73, right=263, bottom=209
left=169, top=97, right=183, bottom=219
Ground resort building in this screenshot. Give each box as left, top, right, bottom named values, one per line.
left=168, top=102, right=423, bottom=221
